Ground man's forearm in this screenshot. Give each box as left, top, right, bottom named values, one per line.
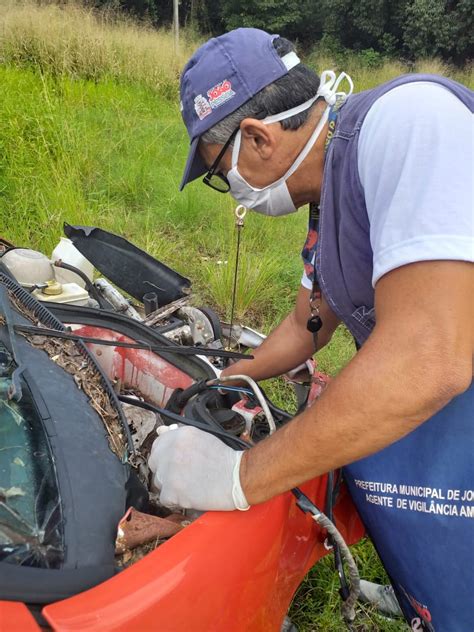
left=222, top=286, right=339, bottom=382
left=239, top=322, right=471, bottom=505
left=222, top=312, right=316, bottom=382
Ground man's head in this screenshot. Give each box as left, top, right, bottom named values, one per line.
left=179, top=29, right=326, bottom=211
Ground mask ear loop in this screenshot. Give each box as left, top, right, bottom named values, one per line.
left=333, top=71, right=354, bottom=95
left=325, top=72, right=354, bottom=106
left=319, top=69, right=337, bottom=88
left=259, top=68, right=338, bottom=126
left=281, top=107, right=330, bottom=181
left=316, top=70, right=337, bottom=103
left=231, top=130, right=242, bottom=167
left=232, top=90, right=323, bottom=167
left=263, top=94, right=319, bottom=125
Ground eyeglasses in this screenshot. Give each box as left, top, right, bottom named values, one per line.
left=202, top=110, right=267, bottom=193
left=202, top=126, right=239, bottom=193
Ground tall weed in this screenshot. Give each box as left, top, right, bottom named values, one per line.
left=0, top=0, right=197, bottom=96
left=307, top=50, right=473, bottom=90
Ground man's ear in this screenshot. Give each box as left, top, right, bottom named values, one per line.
left=240, top=118, right=277, bottom=160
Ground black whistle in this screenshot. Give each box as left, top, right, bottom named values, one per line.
left=307, top=315, right=322, bottom=333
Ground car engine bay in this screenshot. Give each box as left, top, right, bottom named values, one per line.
left=0, top=225, right=311, bottom=606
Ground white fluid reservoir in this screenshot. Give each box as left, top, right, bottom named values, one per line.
left=52, top=237, right=94, bottom=288
left=2, top=249, right=54, bottom=287
left=32, top=282, right=90, bottom=307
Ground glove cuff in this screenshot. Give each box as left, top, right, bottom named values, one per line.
left=231, top=451, right=250, bottom=511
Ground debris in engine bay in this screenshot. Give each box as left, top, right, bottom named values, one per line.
left=28, top=334, right=126, bottom=458
left=121, top=402, right=159, bottom=452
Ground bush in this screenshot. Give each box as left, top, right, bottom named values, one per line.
left=358, top=48, right=384, bottom=68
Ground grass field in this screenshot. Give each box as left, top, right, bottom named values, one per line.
left=1, top=3, right=472, bottom=630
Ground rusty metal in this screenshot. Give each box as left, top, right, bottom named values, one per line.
left=143, top=296, right=191, bottom=327
left=115, top=507, right=187, bottom=554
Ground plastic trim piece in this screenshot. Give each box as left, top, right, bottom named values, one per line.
left=0, top=283, right=130, bottom=604
left=63, top=224, right=191, bottom=306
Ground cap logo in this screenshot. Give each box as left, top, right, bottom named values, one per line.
left=194, top=94, right=212, bottom=120
left=207, top=80, right=235, bottom=109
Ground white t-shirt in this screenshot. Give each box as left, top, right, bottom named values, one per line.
left=301, top=82, right=473, bottom=290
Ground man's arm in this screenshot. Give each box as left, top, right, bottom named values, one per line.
left=221, top=284, right=340, bottom=382
left=240, top=261, right=473, bottom=504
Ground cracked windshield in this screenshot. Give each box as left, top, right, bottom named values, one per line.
left=0, top=344, right=63, bottom=568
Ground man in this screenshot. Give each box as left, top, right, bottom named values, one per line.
left=149, top=29, right=473, bottom=630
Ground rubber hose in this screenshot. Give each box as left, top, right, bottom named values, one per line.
left=53, top=260, right=109, bottom=308
left=292, top=488, right=360, bottom=625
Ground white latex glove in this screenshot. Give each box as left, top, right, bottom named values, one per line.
left=148, top=425, right=250, bottom=511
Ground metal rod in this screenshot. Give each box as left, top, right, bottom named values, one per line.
left=173, top=0, right=179, bottom=54
left=227, top=206, right=247, bottom=349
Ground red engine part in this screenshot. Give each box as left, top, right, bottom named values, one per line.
left=231, top=397, right=263, bottom=430
left=307, top=371, right=331, bottom=406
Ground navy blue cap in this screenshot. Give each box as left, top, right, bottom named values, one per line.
left=179, top=28, right=300, bottom=190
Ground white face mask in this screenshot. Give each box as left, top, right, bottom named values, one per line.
left=227, top=70, right=354, bottom=216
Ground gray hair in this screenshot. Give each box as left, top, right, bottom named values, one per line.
left=201, top=37, right=321, bottom=146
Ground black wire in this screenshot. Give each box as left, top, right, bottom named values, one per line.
left=255, top=383, right=293, bottom=422
left=12, top=323, right=252, bottom=360
left=118, top=395, right=251, bottom=451
left=53, top=260, right=107, bottom=308
left=293, top=485, right=356, bottom=621
left=325, top=471, right=334, bottom=519
left=119, top=396, right=322, bottom=515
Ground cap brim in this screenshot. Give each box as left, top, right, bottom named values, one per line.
left=179, top=136, right=207, bottom=191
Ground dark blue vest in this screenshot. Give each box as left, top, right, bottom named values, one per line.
left=317, top=74, right=473, bottom=346
left=316, top=75, right=473, bottom=631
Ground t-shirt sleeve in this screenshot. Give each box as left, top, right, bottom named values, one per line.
left=358, top=82, right=473, bottom=287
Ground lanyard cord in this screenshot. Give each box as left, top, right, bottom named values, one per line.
left=306, top=104, right=340, bottom=348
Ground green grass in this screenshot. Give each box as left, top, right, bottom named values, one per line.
left=290, top=539, right=407, bottom=632
left=0, top=0, right=197, bottom=94
left=1, top=4, right=472, bottom=629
